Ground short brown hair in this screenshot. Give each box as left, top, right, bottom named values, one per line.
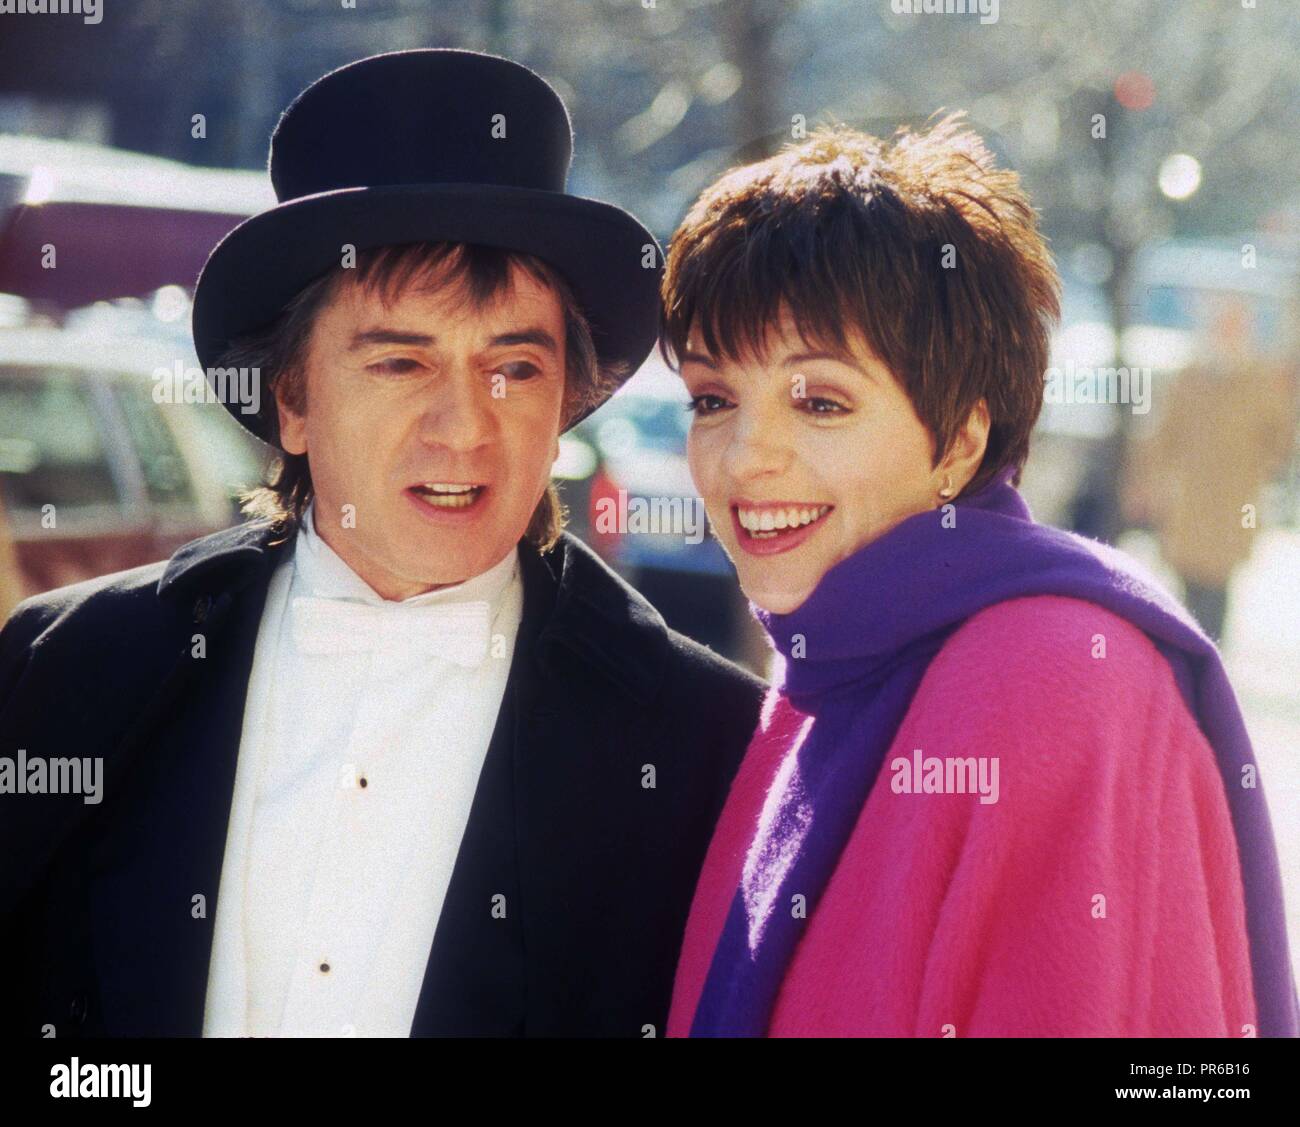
left=660, top=113, right=1061, bottom=497
left=222, top=242, right=622, bottom=551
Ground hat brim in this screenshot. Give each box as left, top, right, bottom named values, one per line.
left=190, top=183, right=662, bottom=441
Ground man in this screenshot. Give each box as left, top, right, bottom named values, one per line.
left=0, top=49, right=764, bottom=1037
left=1121, top=294, right=1299, bottom=643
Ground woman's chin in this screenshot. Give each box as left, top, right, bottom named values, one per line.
left=742, top=578, right=815, bottom=617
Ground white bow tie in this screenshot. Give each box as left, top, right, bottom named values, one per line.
left=290, top=596, right=493, bottom=667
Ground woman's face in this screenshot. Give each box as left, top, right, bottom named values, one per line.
left=681, top=312, right=984, bottom=614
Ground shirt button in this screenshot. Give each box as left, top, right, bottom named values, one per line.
left=319, top=962, right=331, bottom=974
left=358, top=776, right=368, bottom=788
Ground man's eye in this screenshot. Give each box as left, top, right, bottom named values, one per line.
left=368, top=357, right=423, bottom=376
left=686, top=394, right=732, bottom=415
left=494, top=361, right=541, bottom=381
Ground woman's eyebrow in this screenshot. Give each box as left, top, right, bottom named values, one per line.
left=679, top=350, right=717, bottom=368
left=783, top=349, right=851, bottom=365
left=783, top=349, right=877, bottom=383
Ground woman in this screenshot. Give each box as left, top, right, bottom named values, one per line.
left=660, top=115, right=1298, bottom=1037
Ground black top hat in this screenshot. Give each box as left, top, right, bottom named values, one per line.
left=191, top=48, right=662, bottom=443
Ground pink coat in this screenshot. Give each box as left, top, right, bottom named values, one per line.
left=668, top=595, right=1258, bottom=1037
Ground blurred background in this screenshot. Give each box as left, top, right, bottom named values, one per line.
left=1, top=0, right=1298, bottom=970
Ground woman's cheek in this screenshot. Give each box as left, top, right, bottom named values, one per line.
left=686, top=430, right=722, bottom=515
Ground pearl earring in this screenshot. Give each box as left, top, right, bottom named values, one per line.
left=937, top=474, right=954, bottom=500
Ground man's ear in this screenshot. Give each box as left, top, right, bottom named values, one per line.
left=939, top=397, right=990, bottom=493
left=276, top=384, right=308, bottom=456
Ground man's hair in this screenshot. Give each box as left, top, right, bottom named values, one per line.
left=660, top=112, right=1062, bottom=498
left=220, top=241, right=623, bottom=551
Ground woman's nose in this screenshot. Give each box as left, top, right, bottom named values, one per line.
left=722, top=407, right=791, bottom=481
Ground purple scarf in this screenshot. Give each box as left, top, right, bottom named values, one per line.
left=690, top=467, right=1298, bottom=1037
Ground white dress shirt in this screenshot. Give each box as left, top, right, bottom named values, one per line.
left=202, top=503, right=523, bottom=1037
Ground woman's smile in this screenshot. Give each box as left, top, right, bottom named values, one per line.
left=730, top=499, right=834, bottom=555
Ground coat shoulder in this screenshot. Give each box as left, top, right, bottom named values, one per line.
left=1, top=560, right=171, bottom=661
left=660, top=623, right=766, bottom=705
left=901, top=594, right=1188, bottom=790
left=0, top=521, right=280, bottom=700
left=2, top=520, right=282, bottom=647
left=551, top=532, right=765, bottom=707
left=0, top=561, right=178, bottom=718
left=934, top=593, right=1163, bottom=694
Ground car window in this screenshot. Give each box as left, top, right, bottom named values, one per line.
left=0, top=368, right=121, bottom=515
left=111, top=380, right=197, bottom=506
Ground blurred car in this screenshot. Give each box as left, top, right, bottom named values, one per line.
left=0, top=139, right=274, bottom=619
left=0, top=296, right=269, bottom=618
left=0, top=132, right=271, bottom=310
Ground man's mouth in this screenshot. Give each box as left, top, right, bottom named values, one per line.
left=734, top=502, right=833, bottom=540
left=408, top=482, right=488, bottom=510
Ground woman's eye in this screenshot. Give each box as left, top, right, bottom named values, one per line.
left=494, top=361, right=541, bottom=381
left=800, top=396, right=849, bottom=415
left=686, top=393, right=733, bottom=415
left=368, top=357, right=423, bottom=376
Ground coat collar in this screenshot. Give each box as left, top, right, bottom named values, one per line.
left=157, top=519, right=671, bottom=706
left=157, top=518, right=289, bottom=600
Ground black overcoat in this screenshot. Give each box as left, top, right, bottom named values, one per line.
left=0, top=520, right=764, bottom=1037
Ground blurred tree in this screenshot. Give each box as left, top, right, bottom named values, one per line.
left=800, top=0, right=1300, bottom=541
left=5, top=2, right=1299, bottom=541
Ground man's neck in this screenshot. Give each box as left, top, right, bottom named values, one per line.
left=307, top=513, right=465, bottom=602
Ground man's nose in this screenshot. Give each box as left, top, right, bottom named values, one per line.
left=417, top=370, right=493, bottom=451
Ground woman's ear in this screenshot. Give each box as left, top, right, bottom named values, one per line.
left=939, top=397, right=990, bottom=494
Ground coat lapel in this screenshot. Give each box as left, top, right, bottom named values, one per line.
left=406, top=653, right=529, bottom=1035
left=86, top=523, right=285, bottom=1036
left=407, top=539, right=556, bottom=1035
left=410, top=533, right=669, bottom=1035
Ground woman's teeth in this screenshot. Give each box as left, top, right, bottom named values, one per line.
left=412, top=483, right=484, bottom=509
left=736, top=504, right=832, bottom=539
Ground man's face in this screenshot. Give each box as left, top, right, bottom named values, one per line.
left=277, top=265, right=567, bottom=598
